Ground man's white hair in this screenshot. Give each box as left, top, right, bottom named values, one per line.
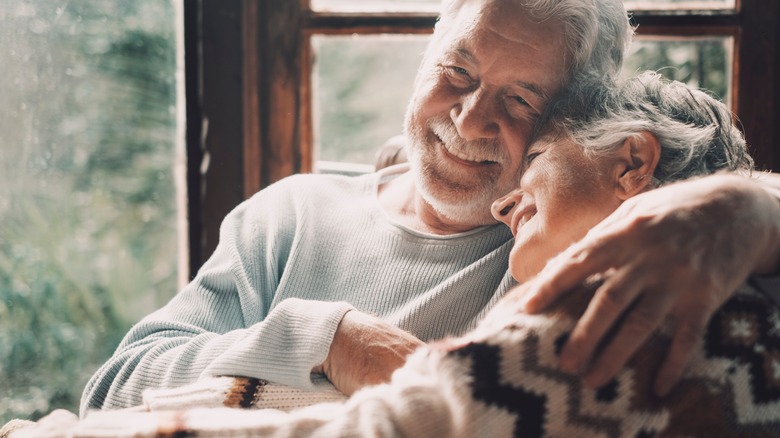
left=437, top=0, right=633, bottom=83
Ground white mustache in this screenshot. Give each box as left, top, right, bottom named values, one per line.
left=430, top=119, right=506, bottom=164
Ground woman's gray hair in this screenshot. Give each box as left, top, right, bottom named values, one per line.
left=539, top=71, right=754, bottom=184
left=437, top=0, right=633, bottom=82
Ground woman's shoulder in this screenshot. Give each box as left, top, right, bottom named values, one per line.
left=439, top=280, right=780, bottom=437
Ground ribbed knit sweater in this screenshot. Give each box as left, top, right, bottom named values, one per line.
left=79, top=164, right=516, bottom=415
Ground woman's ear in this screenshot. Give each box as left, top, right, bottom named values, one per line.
left=612, top=131, right=661, bottom=200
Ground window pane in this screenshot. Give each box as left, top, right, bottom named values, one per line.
left=0, top=0, right=180, bottom=422
left=311, top=0, right=736, bottom=14
left=625, top=0, right=735, bottom=11
left=313, top=34, right=429, bottom=172
left=311, top=0, right=440, bottom=13
left=313, top=35, right=732, bottom=169
left=623, top=37, right=732, bottom=106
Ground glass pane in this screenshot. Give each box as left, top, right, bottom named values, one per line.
left=623, top=37, right=733, bottom=106
left=0, top=0, right=180, bottom=422
left=313, top=35, right=733, bottom=169
left=312, top=0, right=440, bottom=13
left=313, top=34, right=429, bottom=171
left=312, top=0, right=736, bottom=14
left=625, top=0, right=735, bottom=11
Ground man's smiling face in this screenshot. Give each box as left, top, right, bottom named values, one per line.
left=404, top=0, right=568, bottom=226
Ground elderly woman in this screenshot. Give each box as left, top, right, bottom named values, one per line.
left=493, top=72, right=753, bottom=282
left=480, top=71, right=778, bottom=436
left=11, top=73, right=779, bottom=437
left=492, top=71, right=754, bottom=283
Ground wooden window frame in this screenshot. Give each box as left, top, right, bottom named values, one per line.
left=183, top=0, right=780, bottom=275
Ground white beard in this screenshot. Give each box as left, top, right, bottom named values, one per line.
left=409, top=155, right=500, bottom=226
left=404, top=115, right=518, bottom=227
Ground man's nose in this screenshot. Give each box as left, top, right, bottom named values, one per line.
left=451, top=88, right=499, bottom=141
left=491, top=189, right=523, bottom=226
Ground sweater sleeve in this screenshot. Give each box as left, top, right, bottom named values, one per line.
left=65, top=347, right=484, bottom=438
left=79, top=180, right=355, bottom=416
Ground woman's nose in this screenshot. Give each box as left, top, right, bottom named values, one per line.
left=491, top=189, right=523, bottom=226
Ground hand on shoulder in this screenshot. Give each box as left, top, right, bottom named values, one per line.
left=518, top=173, right=780, bottom=395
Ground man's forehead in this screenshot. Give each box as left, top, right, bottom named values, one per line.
left=449, top=45, right=553, bottom=101
left=438, top=19, right=564, bottom=98
left=440, top=0, right=539, bottom=31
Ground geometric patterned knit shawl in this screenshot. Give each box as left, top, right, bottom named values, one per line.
left=14, top=282, right=779, bottom=437
left=449, top=280, right=780, bottom=437
left=134, top=282, right=780, bottom=437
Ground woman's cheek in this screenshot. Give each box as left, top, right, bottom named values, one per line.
left=508, top=221, right=548, bottom=282
left=508, top=245, right=524, bottom=281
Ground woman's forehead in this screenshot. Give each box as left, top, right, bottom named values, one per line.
left=530, top=127, right=570, bottom=150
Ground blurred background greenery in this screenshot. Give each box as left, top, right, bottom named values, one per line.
left=1, top=0, right=178, bottom=422
left=1, top=0, right=729, bottom=424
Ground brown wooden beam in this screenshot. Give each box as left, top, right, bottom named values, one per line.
left=734, top=0, right=778, bottom=171
left=305, top=13, right=437, bottom=34
left=257, top=1, right=306, bottom=188
left=243, top=0, right=262, bottom=199
left=184, top=0, right=202, bottom=278
left=186, top=0, right=247, bottom=274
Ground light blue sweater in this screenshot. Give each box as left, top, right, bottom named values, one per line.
left=80, top=165, right=516, bottom=414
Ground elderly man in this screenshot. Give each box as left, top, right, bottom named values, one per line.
left=81, top=0, right=780, bottom=413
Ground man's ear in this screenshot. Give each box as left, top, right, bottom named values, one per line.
left=612, top=131, right=661, bottom=200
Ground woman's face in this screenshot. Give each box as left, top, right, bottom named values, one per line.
left=491, top=133, right=624, bottom=282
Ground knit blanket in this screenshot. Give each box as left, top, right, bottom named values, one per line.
left=7, top=282, right=780, bottom=437
left=452, top=280, right=780, bottom=437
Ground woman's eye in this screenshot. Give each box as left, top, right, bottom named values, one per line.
left=526, top=152, right=541, bottom=163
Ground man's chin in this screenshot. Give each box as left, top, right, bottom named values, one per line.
left=408, top=146, right=505, bottom=226
left=418, top=182, right=499, bottom=226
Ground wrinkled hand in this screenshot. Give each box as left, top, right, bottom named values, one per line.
left=519, top=174, right=780, bottom=396
left=320, top=310, right=425, bottom=396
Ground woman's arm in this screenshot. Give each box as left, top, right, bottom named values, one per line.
left=518, top=173, right=780, bottom=396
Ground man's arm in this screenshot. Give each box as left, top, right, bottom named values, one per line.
left=79, top=175, right=425, bottom=414
left=517, top=173, right=780, bottom=395
left=79, top=188, right=355, bottom=415
left=321, top=310, right=425, bottom=396
left=44, top=345, right=479, bottom=438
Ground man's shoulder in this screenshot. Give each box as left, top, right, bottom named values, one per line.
left=255, top=171, right=379, bottom=199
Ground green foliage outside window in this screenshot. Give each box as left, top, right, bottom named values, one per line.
left=0, top=0, right=178, bottom=423
left=624, top=38, right=730, bottom=104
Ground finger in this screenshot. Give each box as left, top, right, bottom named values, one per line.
left=653, top=312, right=709, bottom=397
left=522, top=239, right=623, bottom=313
left=583, top=288, right=672, bottom=388
left=558, top=267, right=644, bottom=373
left=502, top=282, right=536, bottom=306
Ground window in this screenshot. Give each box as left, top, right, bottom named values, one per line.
left=623, top=38, right=732, bottom=105
left=1, top=0, right=181, bottom=422
left=187, top=0, right=778, bottom=272
left=625, top=0, right=735, bottom=10
left=313, top=34, right=428, bottom=174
